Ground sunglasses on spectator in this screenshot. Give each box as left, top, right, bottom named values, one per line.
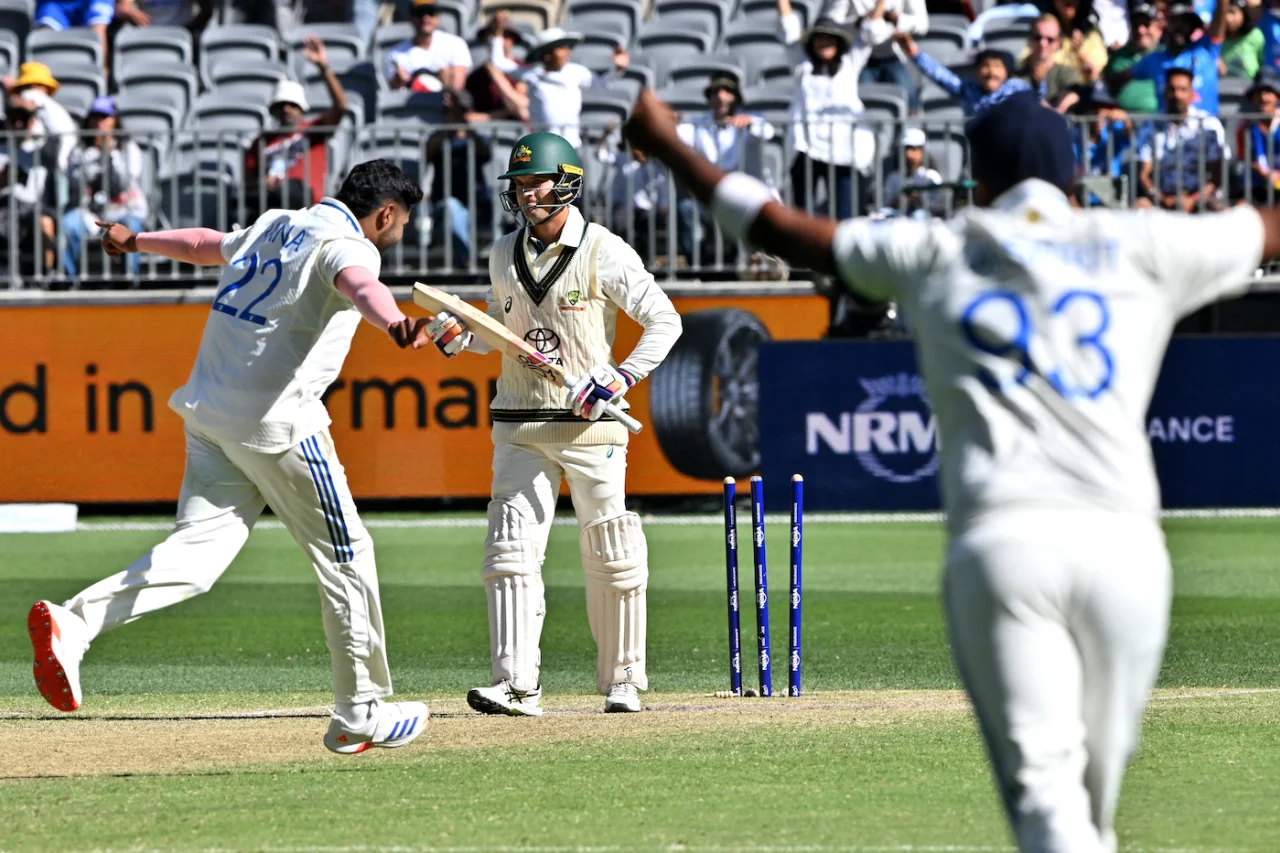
left=1031, top=33, right=1060, bottom=42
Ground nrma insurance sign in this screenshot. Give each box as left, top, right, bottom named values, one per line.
left=758, top=339, right=1280, bottom=512
left=805, top=372, right=939, bottom=485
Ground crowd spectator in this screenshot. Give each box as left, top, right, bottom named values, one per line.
left=1087, top=0, right=1131, bottom=48
left=219, top=0, right=294, bottom=28
left=895, top=33, right=1031, bottom=115
left=1246, top=0, right=1280, bottom=73
left=425, top=90, right=491, bottom=266
left=1105, top=4, right=1162, bottom=114
left=1035, top=0, right=1108, bottom=80
left=1110, top=0, right=1227, bottom=115
left=466, top=11, right=531, bottom=122
left=3, top=63, right=77, bottom=172
left=779, top=2, right=877, bottom=218
left=34, top=1, right=114, bottom=76
left=510, top=27, right=629, bottom=150
left=674, top=76, right=777, bottom=259
left=113, top=0, right=214, bottom=32
left=883, top=127, right=944, bottom=216
left=1234, top=66, right=1280, bottom=200
left=0, top=95, right=56, bottom=272
left=1016, top=14, right=1083, bottom=107
left=1221, top=0, right=1265, bottom=77
left=852, top=0, right=929, bottom=112
left=244, top=37, right=347, bottom=213
left=1068, top=80, right=1134, bottom=203
left=596, top=140, right=669, bottom=257
left=385, top=0, right=473, bottom=92
left=1138, top=66, right=1227, bottom=210
left=62, top=96, right=148, bottom=277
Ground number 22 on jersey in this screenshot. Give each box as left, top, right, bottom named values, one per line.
left=959, top=289, right=1115, bottom=400
left=212, top=252, right=283, bottom=326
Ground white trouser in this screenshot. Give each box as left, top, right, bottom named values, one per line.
left=65, top=425, right=392, bottom=706
left=484, top=441, right=646, bottom=694
left=942, top=509, right=1171, bottom=853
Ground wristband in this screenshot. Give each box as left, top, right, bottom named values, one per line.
left=710, top=172, right=773, bottom=243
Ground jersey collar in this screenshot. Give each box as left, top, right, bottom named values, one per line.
left=317, top=197, right=363, bottom=236
left=527, top=204, right=586, bottom=252
left=991, top=179, right=1074, bottom=224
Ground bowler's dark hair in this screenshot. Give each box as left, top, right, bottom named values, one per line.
left=336, top=160, right=424, bottom=217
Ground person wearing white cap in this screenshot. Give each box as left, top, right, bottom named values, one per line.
left=244, top=36, right=348, bottom=214
left=882, top=127, right=944, bottom=218
left=509, top=27, right=630, bottom=150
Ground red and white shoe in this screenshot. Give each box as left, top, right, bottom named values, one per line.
left=28, top=601, right=90, bottom=712
left=324, top=700, right=429, bottom=755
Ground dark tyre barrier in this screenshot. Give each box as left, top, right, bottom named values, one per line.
left=649, top=308, right=772, bottom=480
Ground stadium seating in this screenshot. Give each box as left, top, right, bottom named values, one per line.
left=0, top=28, right=20, bottom=78
left=0, top=0, right=31, bottom=49
left=27, top=27, right=103, bottom=71
left=199, top=25, right=281, bottom=88
left=924, top=126, right=970, bottom=183
left=580, top=89, right=632, bottom=125
left=739, top=84, right=791, bottom=124
left=634, top=22, right=714, bottom=81
left=650, top=0, right=730, bottom=42
left=377, top=89, right=446, bottom=124
left=666, top=56, right=745, bottom=92
left=116, top=61, right=199, bottom=115
left=192, top=93, right=271, bottom=135
left=914, top=20, right=971, bottom=68
left=1219, top=76, right=1251, bottom=118
left=210, top=60, right=294, bottom=108
left=480, top=0, right=562, bottom=31
left=979, top=22, right=1029, bottom=58
left=720, top=21, right=790, bottom=81
left=563, top=0, right=643, bottom=45
left=112, top=26, right=193, bottom=80
left=739, top=0, right=816, bottom=29
left=285, top=23, right=370, bottom=68
left=572, top=32, right=626, bottom=71
left=48, top=62, right=105, bottom=109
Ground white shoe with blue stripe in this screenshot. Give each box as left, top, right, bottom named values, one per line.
left=324, top=700, right=429, bottom=754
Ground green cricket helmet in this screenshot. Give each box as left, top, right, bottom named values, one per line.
left=498, top=131, right=584, bottom=220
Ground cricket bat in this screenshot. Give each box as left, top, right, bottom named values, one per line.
left=412, top=282, right=644, bottom=435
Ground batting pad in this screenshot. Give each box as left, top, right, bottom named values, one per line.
left=581, top=512, right=649, bottom=694
left=482, top=501, right=546, bottom=693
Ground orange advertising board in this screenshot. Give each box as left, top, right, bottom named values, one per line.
left=0, top=295, right=826, bottom=503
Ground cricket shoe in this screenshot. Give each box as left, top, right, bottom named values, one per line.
left=466, top=680, right=544, bottom=717
left=603, top=682, right=641, bottom=713
left=28, top=601, right=90, bottom=712
left=324, top=699, right=429, bottom=755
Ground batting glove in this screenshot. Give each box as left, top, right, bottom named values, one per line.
left=568, top=365, right=636, bottom=421
left=425, top=311, right=473, bottom=357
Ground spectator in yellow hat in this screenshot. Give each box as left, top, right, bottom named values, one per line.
left=3, top=63, right=77, bottom=170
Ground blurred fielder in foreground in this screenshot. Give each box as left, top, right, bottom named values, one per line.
left=425, top=131, right=681, bottom=715
left=27, top=160, right=432, bottom=755
left=626, top=88, right=1280, bottom=851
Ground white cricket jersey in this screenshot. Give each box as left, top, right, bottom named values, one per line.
left=168, top=198, right=382, bottom=452
left=832, top=179, right=1264, bottom=531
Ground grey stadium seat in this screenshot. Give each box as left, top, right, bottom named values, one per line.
left=0, top=0, right=32, bottom=47
left=210, top=60, right=294, bottom=108
left=199, top=25, right=281, bottom=88
left=27, top=27, right=103, bottom=71
left=479, top=0, right=562, bottom=32
left=634, top=23, right=714, bottom=76
left=1219, top=76, right=1251, bottom=118
left=740, top=84, right=791, bottom=124
left=355, top=125, right=428, bottom=182
left=654, top=83, right=708, bottom=114
left=48, top=63, right=105, bottom=106
left=740, top=0, right=817, bottom=28
left=860, top=83, right=910, bottom=159
left=651, top=0, right=730, bottom=42
left=52, top=85, right=94, bottom=122
left=580, top=90, right=631, bottom=126
left=720, top=21, right=790, bottom=80
left=116, top=61, right=199, bottom=115
left=924, top=126, right=970, bottom=183
left=192, top=93, right=271, bottom=135
left=112, top=26, right=192, bottom=79
left=915, top=22, right=971, bottom=68
left=564, top=0, right=642, bottom=44
left=921, top=93, right=965, bottom=122
left=0, top=29, right=19, bottom=78
left=286, top=23, right=370, bottom=66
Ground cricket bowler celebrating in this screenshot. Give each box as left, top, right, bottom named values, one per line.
left=425, top=132, right=681, bottom=715
left=626, top=88, right=1280, bottom=851
left=27, top=160, right=432, bottom=755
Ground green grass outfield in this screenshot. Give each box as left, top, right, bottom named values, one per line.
left=1, top=513, right=1278, bottom=853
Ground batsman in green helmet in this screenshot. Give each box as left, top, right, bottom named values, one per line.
left=423, top=129, right=683, bottom=716
left=497, top=130, right=585, bottom=223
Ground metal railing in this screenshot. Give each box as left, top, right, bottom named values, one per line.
left=2, top=112, right=1275, bottom=289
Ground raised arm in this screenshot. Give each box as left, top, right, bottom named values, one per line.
left=99, top=222, right=229, bottom=266
left=301, top=36, right=349, bottom=128
left=895, top=33, right=966, bottom=97
left=1209, top=0, right=1228, bottom=44
left=624, top=88, right=839, bottom=273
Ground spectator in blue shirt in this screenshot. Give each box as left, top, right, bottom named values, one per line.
left=1069, top=80, right=1134, bottom=203
left=1110, top=0, right=1228, bottom=114
left=1233, top=65, right=1280, bottom=200
left=893, top=33, right=1033, bottom=115
left=33, top=1, right=114, bottom=77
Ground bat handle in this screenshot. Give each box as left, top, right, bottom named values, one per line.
left=608, top=402, right=644, bottom=435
